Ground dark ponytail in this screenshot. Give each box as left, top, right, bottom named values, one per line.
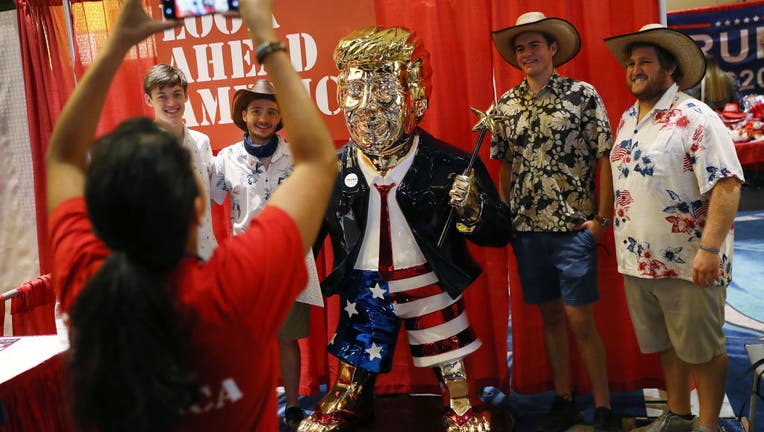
left=68, top=117, right=199, bottom=432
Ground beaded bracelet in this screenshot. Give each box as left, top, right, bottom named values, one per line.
left=256, top=40, right=287, bottom=64
left=699, top=245, right=720, bottom=254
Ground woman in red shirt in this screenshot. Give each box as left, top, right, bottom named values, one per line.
left=45, top=0, right=338, bottom=430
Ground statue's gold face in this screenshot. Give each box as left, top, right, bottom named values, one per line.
left=338, top=64, right=417, bottom=157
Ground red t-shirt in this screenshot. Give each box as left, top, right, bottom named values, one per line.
left=49, top=197, right=307, bottom=431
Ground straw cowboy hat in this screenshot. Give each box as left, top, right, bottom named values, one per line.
left=232, top=79, right=282, bottom=132
left=492, top=11, right=581, bottom=69
left=604, top=24, right=706, bottom=90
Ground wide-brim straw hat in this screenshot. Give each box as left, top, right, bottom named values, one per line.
left=492, top=11, right=581, bottom=69
left=232, top=79, right=282, bottom=132
left=604, top=24, right=706, bottom=90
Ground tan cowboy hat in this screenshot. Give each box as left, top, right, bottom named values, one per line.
left=604, top=24, right=706, bottom=90
left=492, top=12, right=581, bottom=69
left=232, top=79, right=282, bottom=132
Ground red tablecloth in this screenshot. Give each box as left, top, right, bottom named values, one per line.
left=736, top=139, right=764, bottom=171
left=0, top=337, right=75, bottom=432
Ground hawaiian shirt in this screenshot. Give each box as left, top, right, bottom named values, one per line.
left=610, top=83, right=744, bottom=285
left=210, top=135, right=293, bottom=235
left=490, top=71, right=613, bottom=231
left=184, top=127, right=217, bottom=260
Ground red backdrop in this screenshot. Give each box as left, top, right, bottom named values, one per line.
left=329, top=0, right=665, bottom=396
left=488, top=1, right=666, bottom=394
left=150, top=0, right=376, bottom=148
left=21, top=0, right=666, bottom=397
left=300, top=0, right=667, bottom=396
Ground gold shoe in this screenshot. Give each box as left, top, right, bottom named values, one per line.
left=297, top=362, right=375, bottom=432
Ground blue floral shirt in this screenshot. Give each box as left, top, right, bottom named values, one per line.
left=610, top=83, right=744, bottom=284
left=210, top=135, right=293, bottom=235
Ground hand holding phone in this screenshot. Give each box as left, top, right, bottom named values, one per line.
left=162, top=0, right=239, bottom=19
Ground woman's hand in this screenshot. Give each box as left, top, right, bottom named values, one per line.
left=111, top=0, right=181, bottom=49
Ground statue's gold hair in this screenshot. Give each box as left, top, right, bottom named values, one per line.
left=334, top=26, right=431, bottom=103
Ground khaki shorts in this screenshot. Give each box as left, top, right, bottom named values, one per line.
left=277, top=301, right=310, bottom=341
left=623, top=275, right=726, bottom=364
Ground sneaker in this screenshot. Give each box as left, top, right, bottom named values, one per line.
left=593, top=407, right=620, bottom=432
left=536, top=395, right=582, bottom=432
left=282, top=406, right=305, bottom=430
left=633, top=412, right=697, bottom=432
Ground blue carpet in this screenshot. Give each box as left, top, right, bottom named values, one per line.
left=502, top=210, right=764, bottom=431
left=722, top=210, right=764, bottom=430
left=279, top=210, right=764, bottom=431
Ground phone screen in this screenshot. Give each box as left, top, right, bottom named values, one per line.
left=162, top=0, right=238, bottom=19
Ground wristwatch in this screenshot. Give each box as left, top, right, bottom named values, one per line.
left=594, top=215, right=611, bottom=228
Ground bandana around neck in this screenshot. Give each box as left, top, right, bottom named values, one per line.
left=243, top=133, right=278, bottom=159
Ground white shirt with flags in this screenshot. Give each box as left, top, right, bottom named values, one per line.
left=210, top=135, right=321, bottom=305
left=609, top=83, right=744, bottom=285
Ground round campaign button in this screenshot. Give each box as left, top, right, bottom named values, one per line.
left=344, top=173, right=359, bottom=188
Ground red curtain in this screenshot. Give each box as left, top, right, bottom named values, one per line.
left=491, top=1, right=662, bottom=135
left=491, top=1, right=665, bottom=393
left=1, top=295, right=6, bottom=334
left=16, top=0, right=159, bottom=275
left=297, top=0, right=512, bottom=397
left=18, top=0, right=666, bottom=397
left=10, top=274, right=56, bottom=336
left=14, top=0, right=74, bottom=275
left=68, top=0, right=160, bottom=135
left=301, top=0, right=665, bottom=396
left=375, top=0, right=510, bottom=395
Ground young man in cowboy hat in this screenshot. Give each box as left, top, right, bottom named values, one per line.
left=605, top=24, right=744, bottom=432
left=490, top=11, right=618, bottom=432
left=143, top=64, right=217, bottom=260
left=209, top=80, right=320, bottom=429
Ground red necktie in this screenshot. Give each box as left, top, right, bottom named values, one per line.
left=374, top=183, right=396, bottom=280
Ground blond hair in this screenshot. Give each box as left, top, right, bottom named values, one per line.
left=702, top=54, right=736, bottom=108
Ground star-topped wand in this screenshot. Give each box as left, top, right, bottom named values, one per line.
left=436, top=104, right=507, bottom=247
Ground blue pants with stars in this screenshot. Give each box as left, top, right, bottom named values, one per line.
left=327, top=269, right=479, bottom=373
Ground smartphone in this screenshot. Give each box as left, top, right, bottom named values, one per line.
left=162, top=0, right=238, bottom=19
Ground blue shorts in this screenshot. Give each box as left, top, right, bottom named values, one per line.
left=510, top=230, right=599, bottom=306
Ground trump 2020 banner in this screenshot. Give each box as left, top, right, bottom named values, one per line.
left=151, top=1, right=374, bottom=151
left=668, top=0, right=764, bottom=97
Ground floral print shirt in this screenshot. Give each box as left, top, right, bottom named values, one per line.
left=210, top=135, right=293, bottom=235
left=610, top=83, right=744, bottom=285
left=490, top=72, right=613, bottom=231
